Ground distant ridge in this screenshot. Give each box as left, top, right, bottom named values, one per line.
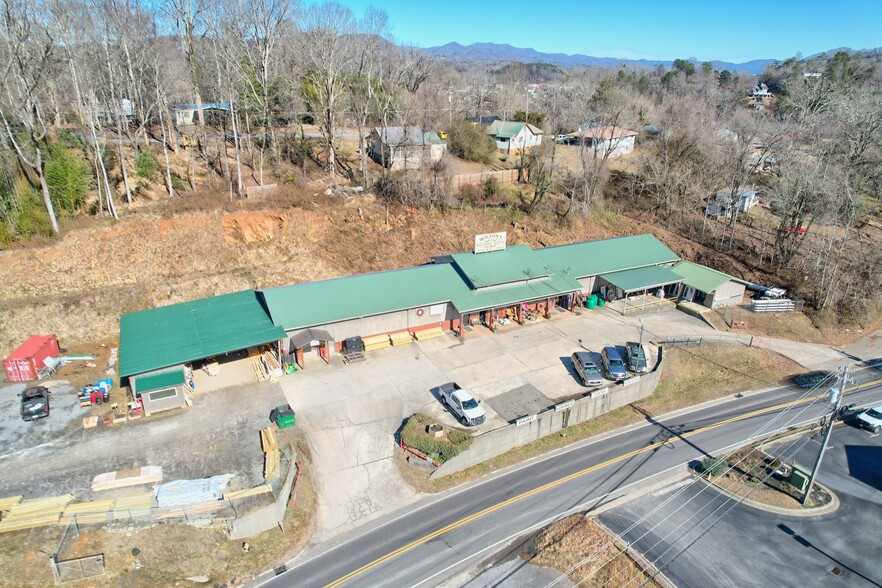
left=423, top=42, right=775, bottom=74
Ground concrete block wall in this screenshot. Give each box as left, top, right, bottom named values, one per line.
left=431, top=362, right=663, bottom=479
left=229, top=448, right=298, bottom=540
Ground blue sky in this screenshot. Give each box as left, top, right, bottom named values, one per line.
left=340, top=0, right=881, bottom=62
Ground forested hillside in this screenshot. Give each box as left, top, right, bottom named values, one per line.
left=1, top=0, right=881, bottom=353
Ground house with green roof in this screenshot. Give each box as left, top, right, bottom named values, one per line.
left=487, top=120, right=543, bottom=154
left=670, top=260, right=745, bottom=308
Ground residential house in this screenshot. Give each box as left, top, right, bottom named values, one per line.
left=751, top=83, right=772, bottom=98
left=565, top=125, right=639, bottom=158
left=172, top=102, right=232, bottom=127
left=368, top=126, right=447, bottom=170
left=706, top=189, right=759, bottom=218
left=487, top=120, right=543, bottom=155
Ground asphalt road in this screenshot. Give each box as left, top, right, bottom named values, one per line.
left=257, top=369, right=882, bottom=588
left=599, top=423, right=882, bottom=588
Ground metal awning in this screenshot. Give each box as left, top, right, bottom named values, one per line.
left=600, top=266, right=683, bottom=293
left=288, top=328, right=334, bottom=348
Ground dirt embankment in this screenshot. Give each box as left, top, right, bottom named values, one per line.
left=0, top=193, right=682, bottom=356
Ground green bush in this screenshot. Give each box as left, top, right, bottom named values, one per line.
left=45, top=146, right=89, bottom=215
left=401, top=413, right=474, bottom=463
left=448, top=120, right=497, bottom=164
left=698, top=456, right=728, bottom=477
left=12, top=181, right=53, bottom=238
left=135, top=149, right=158, bottom=179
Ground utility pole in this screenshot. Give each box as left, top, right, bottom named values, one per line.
left=801, top=365, right=847, bottom=506
left=638, top=318, right=645, bottom=350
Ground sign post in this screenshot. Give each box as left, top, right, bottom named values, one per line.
left=474, top=232, right=507, bottom=254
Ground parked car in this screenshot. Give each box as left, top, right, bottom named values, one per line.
left=625, top=342, right=649, bottom=373
left=20, top=386, right=50, bottom=421
left=601, top=346, right=628, bottom=381
left=856, top=405, right=882, bottom=434
left=437, top=382, right=486, bottom=426
left=571, top=351, right=603, bottom=387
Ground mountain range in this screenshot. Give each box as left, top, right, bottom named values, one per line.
left=423, top=42, right=775, bottom=74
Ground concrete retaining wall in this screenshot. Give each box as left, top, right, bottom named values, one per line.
left=431, top=359, right=663, bottom=479
left=229, top=448, right=297, bottom=540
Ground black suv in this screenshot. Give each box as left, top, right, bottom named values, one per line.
left=625, top=342, right=649, bottom=373
left=20, top=386, right=50, bottom=421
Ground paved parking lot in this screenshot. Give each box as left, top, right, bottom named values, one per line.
left=599, top=422, right=882, bottom=588
left=280, top=307, right=717, bottom=541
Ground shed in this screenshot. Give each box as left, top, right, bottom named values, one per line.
left=671, top=261, right=746, bottom=308
left=368, top=126, right=446, bottom=170
left=130, top=365, right=191, bottom=416
left=565, top=125, right=638, bottom=158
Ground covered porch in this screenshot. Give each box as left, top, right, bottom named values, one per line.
left=598, top=266, right=683, bottom=315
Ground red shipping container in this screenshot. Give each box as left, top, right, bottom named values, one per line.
left=3, top=335, right=60, bottom=382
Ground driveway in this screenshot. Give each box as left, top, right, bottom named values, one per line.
left=280, top=307, right=721, bottom=541
left=598, top=423, right=882, bottom=588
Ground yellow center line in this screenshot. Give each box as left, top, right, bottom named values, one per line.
left=325, top=381, right=877, bottom=587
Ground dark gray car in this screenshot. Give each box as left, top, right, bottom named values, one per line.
left=571, top=351, right=603, bottom=387
left=625, top=342, right=649, bottom=373
left=601, top=346, right=628, bottom=381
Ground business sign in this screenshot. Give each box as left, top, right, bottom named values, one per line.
left=515, top=414, right=537, bottom=426
left=589, top=388, right=609, bottom=398
left=429, top=304, right=445, bottom=316
left=554, top=400, right=575, bottom=412
left=474, top=231, right=507, bottom=254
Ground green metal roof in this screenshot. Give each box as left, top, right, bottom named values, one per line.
left=600, top=266, right=683, bottom=292
left=423, top=131, right=444, bottom=144
left=131, top=366, right=185, bottom=394
left=449, top=245, right=551, bottom=288
left=487, top=120, right=525, bottom=138
left=451, top=272, right=582, bottom=313
left=535, top=234, right=680, bottom=278
left=260, top=264, right=474, bottom=331
left=120, top=290, right=286, bottom=378
left=671, top=261, right=733, bottom=293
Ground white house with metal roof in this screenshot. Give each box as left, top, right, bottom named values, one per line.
left=487, top=121, right=543, bottom=155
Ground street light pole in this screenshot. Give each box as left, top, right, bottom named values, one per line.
left=801, top=365, right=847, bottom=506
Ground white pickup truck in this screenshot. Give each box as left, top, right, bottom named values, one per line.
left=437, top=382, right=486, bottom=426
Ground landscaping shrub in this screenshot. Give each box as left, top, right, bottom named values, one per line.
left=698, top=456, right=728, bottom=477
left=401, top=413, right=474, bottom=463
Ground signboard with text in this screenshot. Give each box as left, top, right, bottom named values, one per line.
left=474, top=231, right=507, bottom=254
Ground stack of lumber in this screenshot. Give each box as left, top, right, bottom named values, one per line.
left=0, top=495, right=74, bottom=533
left=60, top=499, right=116, bottom=525
left=262, top=351, right=283, bottom=380
left=0, top=495, right=23, bottom=512
left=414, top=326, right=444, bottom=341
left=223, top=485, right=272, bottom=501
left=111, top=492, right=154, bottom=520
left=252, top=358, right=268, bottom=381
left=362, top=334, right=391, bottom=351
left=261, top=426, right=281, bottom=480
left=82, top=416, right=99, bottom=429
left=91, top=466, right=162, bottom=492
left=389, top=331, right=413, bottom=346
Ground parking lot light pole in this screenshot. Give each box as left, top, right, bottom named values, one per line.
left=638, top=318, right=644, bottom=349
left=801, top=365, right=847, bottom=506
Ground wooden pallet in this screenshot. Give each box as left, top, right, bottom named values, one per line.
left=414, top=326, right=444, bottom=341
left=252, top=358, right=268, bottom=381
left=389, top=331, right=413, bottom=346
left=343, top=352, right=365, bottom=364
left=362, top=334, right=391, bottom=351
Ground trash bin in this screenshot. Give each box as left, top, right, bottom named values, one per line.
left=597, top=297, right=605, bottom=307
left=271, top=405, right=296, bottom=429
left=586, top=295, right=598, bottom=309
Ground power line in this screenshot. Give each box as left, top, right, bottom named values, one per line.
left=541, top=370, right=840, bottom=588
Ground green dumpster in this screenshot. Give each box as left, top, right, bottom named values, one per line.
left=586, top=295, right=598, bottom=309
left=270, top=404, right=296, bottom=429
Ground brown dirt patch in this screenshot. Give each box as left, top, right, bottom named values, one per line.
left=715, top=306, right=829, bottom=345
left=525, top=515, right=662, bottom=587
left=0, top=434, right=315, bottom=588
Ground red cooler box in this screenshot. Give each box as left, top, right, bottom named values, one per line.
left=3, top=335, right=60, bottom=382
